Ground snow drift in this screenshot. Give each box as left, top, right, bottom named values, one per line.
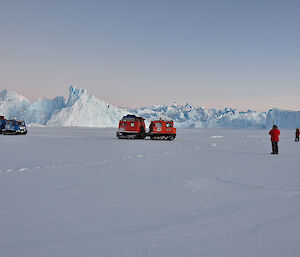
left=0, top=86, right=299, bottom=128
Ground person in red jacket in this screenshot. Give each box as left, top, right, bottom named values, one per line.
left=295, top=128, right=300, bottom=142
left=269, top=125, right=280, bottom=154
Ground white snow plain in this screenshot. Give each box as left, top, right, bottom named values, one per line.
left=1, top=128, right=300, bottom=257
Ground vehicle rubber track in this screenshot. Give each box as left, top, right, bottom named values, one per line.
left=150, top=135, right=176, bottom=140
left=117, top=133, right=146, bottom=139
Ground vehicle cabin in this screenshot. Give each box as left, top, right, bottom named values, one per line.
left=149, top=120, right=175, bottom=133
left=117, top=115, right=147, bottom=139
left=5, top=120, right=18, bottom=126
left=149, top=120, right=176, bottom=140
left=118, top=115, right=146, bottom=134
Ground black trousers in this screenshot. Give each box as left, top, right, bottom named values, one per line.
left=272, top=141, right=278, bottom=154
left=295, top=135, right=299, bottom=142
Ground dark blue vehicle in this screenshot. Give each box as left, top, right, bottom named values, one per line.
left=0, top=116, right=6, bottom=133
left=3, top=119, right=27, bottom=135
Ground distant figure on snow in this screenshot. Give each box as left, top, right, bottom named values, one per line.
left=295, top=128, right=300, bottom=142
left=269, top=125, right=280, bottom=154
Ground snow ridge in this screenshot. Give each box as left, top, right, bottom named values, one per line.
left=0, top=86, right=299, bottom=128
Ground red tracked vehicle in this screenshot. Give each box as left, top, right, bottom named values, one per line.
left=116, top=115, right=146, bottom=139
left=149, top=119, right=176, bottom=140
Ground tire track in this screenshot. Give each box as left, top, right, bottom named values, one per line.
left=0, top=147, right=200, bottom=175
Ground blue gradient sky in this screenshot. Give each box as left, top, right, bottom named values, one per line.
left=1, top=0, right=299, bottom=110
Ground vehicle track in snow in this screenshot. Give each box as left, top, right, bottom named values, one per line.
left=0, top=146, right=202, bottom=175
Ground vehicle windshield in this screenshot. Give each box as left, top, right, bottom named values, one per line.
left=166, top=123, right=173, bottom=127
left=155, top=123, right=162, bottom=128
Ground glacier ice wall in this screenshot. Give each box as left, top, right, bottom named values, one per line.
left=0, top=86, right=127, bottom=127
left=130, top=104, right=266, bottom=128
left=46, top=86, right=127, bottom=127
left=266, top=109, right=300, bottom=129
left=0, top=89, right=30, bottom=119
left=24, top=96, right=65, bottom=125
left=1, top=87, right=299, bottom=128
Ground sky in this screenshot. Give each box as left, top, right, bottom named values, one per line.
left=0, top=0, right=299, bottom=111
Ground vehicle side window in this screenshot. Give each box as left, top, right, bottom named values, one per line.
left=123, top=122, right=127, bottom=127
left=131, top=122, right=135, bottom=127
left=155, top=123, right=162, bottom=128
left=166, top=123, right=172, bottom=127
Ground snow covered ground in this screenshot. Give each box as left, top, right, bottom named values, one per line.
left=1, top=128, right=300, bottom=257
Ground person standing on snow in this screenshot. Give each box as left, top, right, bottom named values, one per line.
left=269, top=125, right=280, bottom=154
left=295, top=128, right=300, bottom=142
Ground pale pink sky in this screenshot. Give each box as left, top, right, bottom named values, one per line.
left=1, top=0, right=299, bottom=111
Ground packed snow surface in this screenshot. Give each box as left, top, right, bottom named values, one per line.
left=1, top=128, right=300, bottom=257
left=1, top=86, right=299, bottom=128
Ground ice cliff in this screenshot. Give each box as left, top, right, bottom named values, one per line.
left=266, top=108, right=300, bottom=129
left=0, top=86, right=299, bottom=128
left=0, top=89, right=30, bottom=119
left=46, top=87, right=127, bottom=127
left=129, top=104, right=266, bottom=128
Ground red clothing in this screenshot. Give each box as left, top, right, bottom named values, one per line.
left=296, top=129, right=300, bottom=136
left=269, top=128, right=280, bottom=142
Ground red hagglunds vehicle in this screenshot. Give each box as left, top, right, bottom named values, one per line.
left=116, top=115, right=176, bottom=140
left=149, top=119, right=176, bottom=140
left=116, top=115, right=146, bottom=139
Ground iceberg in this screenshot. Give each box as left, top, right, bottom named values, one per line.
left=129, top=105, right=266, bottom=128
left=46, top=86, right=127, bottom=127
left=24, top=96, right=65, bottom=125
left=0, top=86, right=299, bottom=128
left=266, top=108, right=300, bottom=129
left=0, top=89, right=30, bottom=120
